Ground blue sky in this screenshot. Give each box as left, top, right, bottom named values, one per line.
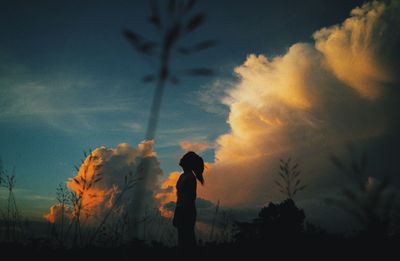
left=0, top=0, right=365, bottom=219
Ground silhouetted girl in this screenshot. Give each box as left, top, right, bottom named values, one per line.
left=173, top=151, right=204, bottom=248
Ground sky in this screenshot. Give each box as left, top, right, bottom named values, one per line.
left=1, top=0, right=399, bottom=230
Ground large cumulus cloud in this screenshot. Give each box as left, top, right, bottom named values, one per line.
left=161, top=0, right=400, bottom=227
left=45, top=141, right=163, bottom=228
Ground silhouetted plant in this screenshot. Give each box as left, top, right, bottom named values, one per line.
left=55, top=183, right=69, bottom=245
left=124, top=0, right=215, bottom=140
left=275, top=158, right=306, bottom=200
left=67, top=150, right=103, bottom=246
left=257, top=199, right=305, bottom=236
left=0, top=158, right=4, bottom=240
left=0, top=163, right=22, bottom=241
left=217, top=210, right=234, bottom=243
left=328, top=150, right=396, bottom=238
left=209, top=199, right=220, bottom=241
left=235, top=199, right=305, bottom=244
left=87, top=171, right=139, bottom=246
left=123, top=0, right=216, bottom=239
left=0, top=157, right=3, bottom=185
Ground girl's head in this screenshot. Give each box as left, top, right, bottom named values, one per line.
left=179, top=151, right=205, bottom=185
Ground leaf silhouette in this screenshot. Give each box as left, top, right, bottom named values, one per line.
left=73, top=178, right=80, bottom=185
left=140, top=41, right=158, bottom=55
left=186, top=13, right=205, bottom=32
left=298, top=185, right=306, bottom=191
left=274, top=180, right=283, bottom=188
left=149, top=0, right=161, bottom=28
left=292, top=163, right=298, bottom=170
left=124, top=30, right=142, bottom=44
left=125, top=29, right=154, bottom=55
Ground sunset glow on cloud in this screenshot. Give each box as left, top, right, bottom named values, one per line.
left=44, top=141, right=163, bottom=225
left=160, top=1, right=400, bottom=210
left=180, top=140, right=213, bottom=153
left=154, top=171, right=180, bottom=218
left=41, top=1, right=400, bottom=232
left=314, top=1, right=395, bottom=100
left=44, top=203, right=73, bottom=223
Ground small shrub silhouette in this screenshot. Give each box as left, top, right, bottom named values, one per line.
left=0, top=159, right=22, bottom=241
left=235, top=199, right=305, bottom=244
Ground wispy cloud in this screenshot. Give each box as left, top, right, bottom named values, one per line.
left=0, top=188, right=54, bottom=202
left=0, top=67, right=135, bottom=132
left=156, top=127, right=210, bottom=149
left=107, top=121, right=144, bottom=133
left=191, top=79, right=231, bottom=115
left=0, top=82, right=131, bottom=115
left=158, top=126, right=206, bottom=135
left=180, top=139, right=214, bottom=153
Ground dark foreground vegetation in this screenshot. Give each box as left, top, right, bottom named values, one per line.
left=1, top=153, right=400, bottom=259
left=1, top=206, right=399, bottom=260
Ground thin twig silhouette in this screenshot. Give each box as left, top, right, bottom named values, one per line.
left=124, top=0, right=215, bottom=140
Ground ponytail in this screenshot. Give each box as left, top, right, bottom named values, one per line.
left=180, top=151, right=205, bottom=185
left=193, top=155, right=204, bottom=185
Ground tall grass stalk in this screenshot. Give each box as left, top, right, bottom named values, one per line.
left=274, top=158, right=306, bottom=200
left=68, top=150, right=103, bottom=246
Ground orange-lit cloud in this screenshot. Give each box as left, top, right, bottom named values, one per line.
left=161, top=1, right=400, bottom=211
left=44, top=141, right=163, bottom=224
left=155, top=171, right=180, bottom=218
left=156, top=162, right=212, bottom=218
left=180, top=140, right=213, bottom=153
left=44, top=203, right=73, bottom=223
left=314, top=1, right=394, bottom=100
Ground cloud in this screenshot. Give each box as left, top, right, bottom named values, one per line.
left=44, top=141, right=163, bottom=226
left=41, top=0, right=400, bottom=233
left=313, top=1, right=398, bottom=99
left=155, top=171, right=180, bottom=218
left=180, top=140, right=214, bottom=153
left=0, top=57, right=134, bottom=132
left=156, top=127, right=211, bottom=149
left=194, top=79, right=231, bottom=115
left=162, top=1, right=400, bottom=229
left=44, top=204, right=73, bottom=223
left=120, top=122, right=144, bottom=132
left=0, top=81, right=133, bottom=132
left=155, top=171, right=222, bottom=226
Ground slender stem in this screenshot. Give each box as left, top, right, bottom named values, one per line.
left=145, top=78, right=166, bottom=141
left=88, top=185, right=131, bottom=245
left=60, top=202, right=65, bottom=245
left=7, top=188, right=11, bottom=240
left=145, top=46, right=169, bottom=142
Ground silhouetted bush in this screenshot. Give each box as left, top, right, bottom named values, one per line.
left=235, top=199, right=305, bottom=244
